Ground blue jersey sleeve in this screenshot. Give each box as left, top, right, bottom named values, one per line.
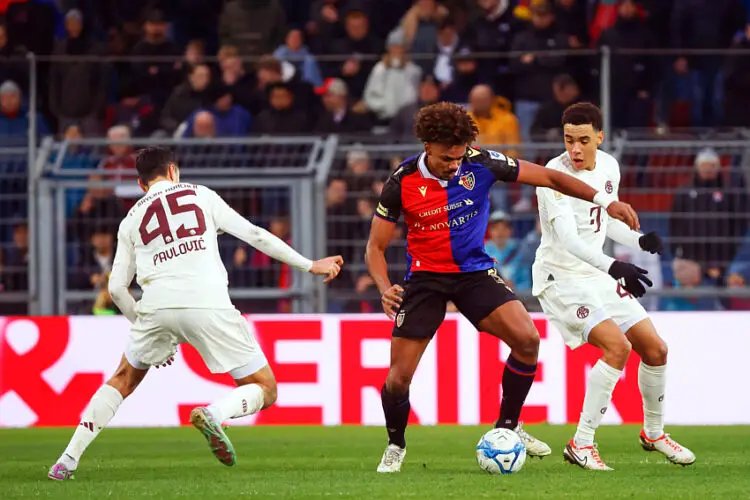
left=474, top=148, right=520, bottom=182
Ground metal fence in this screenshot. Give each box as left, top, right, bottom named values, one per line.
left=29, top=136, right=336, bottom=315
left=5, top=46, right=750, bottom=313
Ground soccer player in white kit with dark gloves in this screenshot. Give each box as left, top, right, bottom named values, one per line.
left=48, top=147, right=344, bottom=480
left=533, top=103, right=695, bottom=470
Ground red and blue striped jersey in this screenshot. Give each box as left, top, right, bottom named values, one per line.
left=374, top=147, right=520, bottom=278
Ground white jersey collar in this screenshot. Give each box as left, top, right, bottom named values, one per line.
left=148, top=180, right=175, bottom=192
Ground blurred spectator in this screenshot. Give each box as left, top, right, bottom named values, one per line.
left=183, top=39, right=207, bottom=70
left=670, top=148, right=748, bottom=280
left=220, top=0, right=287, bottom=57
left=314, top=77, right=372, bottom=135
left=186, top=86, right=252, bottom=137
left=531, top=73, right=580, bottom=140
left=440, top=47, right=480, bottom=104
left=329, top=8, right=384, bottom=100
left=218, top=47, right=255, bottom=112
left=273, top=27, right=324, bottom=86
left=510, top=1, right=568, bottom=144
left=92, top=273, right=119, bottom=316
left=161, top=64, right=212, bottom=134
left=400, top=0, right=449, bottom=71
left=554, top=0, right=589, bottom=50
left=69, top=223, right=115, bottom=291
left=468, top=84, right=521, bottom=151
left=723, top=23, right=750, bottom=127
left=343, top=147, right=377, bottom=193
left=99, top=125, right=139, bottom=199
left=1, top=221, right=28, bottom=297
left=130, top=9, right=181, bottom=110
left=58, top=124, right=99, bottom=216
left=249, top=55, right=320, bottom=122
left=433, top=19, right=460, bottom=85
left=105, top=79, right=157, bottom=136
left=168, top=1, right=222, bottom=55
left=514, top=217, right=542, bottom=292
left=0, top=22, right=28, bottom=90
left=661, top=258, right=723, bottom=311
left=598, top=0, right=656, bottom=129
left=252, top=81, right=310, bottom=134
left=670, top=0, right=746, bottom=127
left=461, top=0, right=528, bottom=99
left=0, top=80, right=49, bottom=143
left=49, top=9, right=106, bottom=135
left=306, top=0, right=346, bottom=51
left=391, top=74, right=440, bottom=141
left=364, top=29, right=422, bottom=122
left=190, top=111, right=217, bottom=138
left=484, top=210, right=524, bottom=289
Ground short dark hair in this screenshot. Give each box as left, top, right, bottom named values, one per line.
left=553, top=73, right=577, bottom=89
left=415, top=102, right=478, bottom=146
left=562, top=102, right=602, bottom=131
left=135, top=147, right=176, bottom=184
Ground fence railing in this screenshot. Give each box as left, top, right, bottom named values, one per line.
left=28, top=136, right=337, bottom=315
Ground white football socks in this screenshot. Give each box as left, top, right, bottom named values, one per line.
left=574, top=360, right=622, bottom=448
left=207, top=384, right=265, bottom=423
left=639, top=362, right=666, bottom=440
left=59, top=384, right=124, bottom=469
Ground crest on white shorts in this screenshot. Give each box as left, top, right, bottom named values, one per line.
left=576, top=306, right=590, bottom=319
left=396, top=311, right=405, bottom=327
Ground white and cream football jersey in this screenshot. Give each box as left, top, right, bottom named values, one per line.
left=109, top=181, right=312, bottom=316
left=532, top=150, right=622, bottom=295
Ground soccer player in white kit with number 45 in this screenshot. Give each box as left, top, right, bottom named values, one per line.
left=48, top=147, right=344, bottom=480
left=533, top=103, right=695, bottom=470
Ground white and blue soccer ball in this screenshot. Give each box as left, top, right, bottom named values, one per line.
left=476, top=428, right=527, bottom=474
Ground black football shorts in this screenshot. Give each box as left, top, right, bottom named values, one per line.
left=392, top=268, right=518, bottom=339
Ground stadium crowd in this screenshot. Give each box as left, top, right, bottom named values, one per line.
left=2, top=0, right=750, bottom=315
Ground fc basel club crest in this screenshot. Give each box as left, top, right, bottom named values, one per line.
left=396, top=311, right=405, bottom=327
left=458, top=172, right=475, bottom=190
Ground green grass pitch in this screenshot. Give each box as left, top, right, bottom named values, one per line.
left=2, top=425, right=749, bottom=499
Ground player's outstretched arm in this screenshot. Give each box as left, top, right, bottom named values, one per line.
left=109, top=223, right=138, bottom=323
left=607, top=218, right=664, bottom=254
left=516, top=160, right=640, bottom=230
left=365, top=217, right=402, bottom=320
left=208, top=189, right=343, bottom=282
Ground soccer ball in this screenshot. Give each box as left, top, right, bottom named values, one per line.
left=476, top=428, right=527, bottom=474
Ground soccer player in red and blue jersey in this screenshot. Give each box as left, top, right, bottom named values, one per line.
left=366, top=102, right=641, bottom=472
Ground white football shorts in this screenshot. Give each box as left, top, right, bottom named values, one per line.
left=537, top=274, right=649, bottom=349
left=125, top=307, right=267, bottom=378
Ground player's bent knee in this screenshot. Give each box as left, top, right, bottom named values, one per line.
left=385, top=371, right=412, bottom=396
left=604, top=337, right=632, bottom=366
left=643, top=341, right=668, bottom=366
left=511, top=324, right=540, bottom=359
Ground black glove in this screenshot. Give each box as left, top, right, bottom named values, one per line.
left=608, top=261, right=653, bottom=298
left=639, top=232, right=664, bottom=254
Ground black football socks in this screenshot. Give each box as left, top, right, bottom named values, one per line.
left=381, top=384, right=410, bottom=448
left=495, top=354, right=537, bottom=429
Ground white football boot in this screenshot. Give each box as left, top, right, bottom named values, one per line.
left=563, top=440, right=614, bottom=471
left=514, top=422, right=552, bottom=457
left=639, top=430, right=696, bottom=465
left=376, top=444, right=406, bottom=473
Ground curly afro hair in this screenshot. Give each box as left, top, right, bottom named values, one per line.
left=415, top=102, right=478, bottom=146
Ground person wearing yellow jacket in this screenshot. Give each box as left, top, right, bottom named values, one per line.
left=468, top=84, right=521, bottom=158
